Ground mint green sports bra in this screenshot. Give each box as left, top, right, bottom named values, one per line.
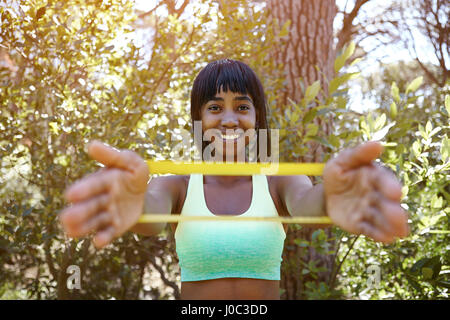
left=174, top=173, right=286, bottom=282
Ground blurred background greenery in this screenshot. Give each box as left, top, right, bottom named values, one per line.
left=0, top=0, right=448, bottom=299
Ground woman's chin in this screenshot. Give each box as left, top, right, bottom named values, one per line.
left=215, top=147, right=247, bottom=162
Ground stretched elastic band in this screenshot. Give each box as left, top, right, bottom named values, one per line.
left=146, top=160, right=325, bottom=176
left=139, top=160, right=330, bottom=224
left=138, top=213, right=332, bottom=224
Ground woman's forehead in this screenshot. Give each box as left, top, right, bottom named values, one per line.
left=213, top=89, right=253, bottom=100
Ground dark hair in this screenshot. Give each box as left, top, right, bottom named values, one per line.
left=190, top=59, right=271, bottom=162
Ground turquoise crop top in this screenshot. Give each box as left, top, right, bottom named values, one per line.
left=174, top=173, right=286, bottom=282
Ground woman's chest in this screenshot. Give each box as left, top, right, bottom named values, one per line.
left=174, top=175, right=289, bottom=220
left=203, top=181, right=254, bottom=215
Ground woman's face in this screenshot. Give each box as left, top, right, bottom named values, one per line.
left=200, top=87, right=257, bottom=161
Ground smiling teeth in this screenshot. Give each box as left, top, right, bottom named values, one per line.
left=221, top=134, right=240, bottom=140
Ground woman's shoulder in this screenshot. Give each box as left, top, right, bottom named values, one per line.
left=267, top=174, right=312, bottom=199
left=266, top=175, right=283, bottom=191
left=150, top=174, right=190, bottom=191
left=149, top=174, right=190, bottom=212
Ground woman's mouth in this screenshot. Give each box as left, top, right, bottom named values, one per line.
left=221, top=133, right=242, bottom=141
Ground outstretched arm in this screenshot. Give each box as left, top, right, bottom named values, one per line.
left=278, top=141, right=409, bottom=243
left=323, top=141, right=409, bottom=243
left=60, top=141, right=152, bottom=248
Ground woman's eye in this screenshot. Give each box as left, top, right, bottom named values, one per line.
left=207, top=105, right=249, bottom=112
left=208, top=105, right=220, bottom=111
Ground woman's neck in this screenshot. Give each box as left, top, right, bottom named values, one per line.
left=204, top=174, right=251, bottom=187
left=203, top=152, right=253, bottom=186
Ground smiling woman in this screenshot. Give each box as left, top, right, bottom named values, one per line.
left=59, top=59, right=409, bottom=300
left=200, top=89, right=257, bottom=162
left=190, top=59, right=272, bottom=163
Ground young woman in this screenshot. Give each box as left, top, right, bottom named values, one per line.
left=60, top=59, right=409, bottom=300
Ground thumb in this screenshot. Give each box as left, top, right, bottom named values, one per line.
left=336, top=141, right=383, bottom=170
left=87, top=140, right=145, bottom=174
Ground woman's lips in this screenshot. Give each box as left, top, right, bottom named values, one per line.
left=208, top=129, right=249, bottom=145
left=220, top=132, right=244, bottom=144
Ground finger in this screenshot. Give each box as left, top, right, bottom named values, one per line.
left=88, top=140, right=147, bottom=175
left=60, top=193, right=110, bottom=228
left=93, top=225, right=116, bottom=249
left=78, top=211, right=112, bottom=237
left=335, top=141, right=383, bottom=171
left=375, top=198, right=409, bottom=238
left=362, top=205, right=394, bottom=236
left=358, top=221, right=395, bottom=244
left=64, top=169, right=119, bottom=203
left=373, top=166, right=403, bottom=202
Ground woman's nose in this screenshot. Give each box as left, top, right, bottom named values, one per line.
left=220, top=111, right=239, bottom=127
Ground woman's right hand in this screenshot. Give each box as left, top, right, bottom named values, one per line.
left=59, top=141, right=150, bottom=249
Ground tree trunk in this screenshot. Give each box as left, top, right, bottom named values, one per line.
left=266, top=0, right=337, bottom=300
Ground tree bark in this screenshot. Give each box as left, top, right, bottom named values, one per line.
left=266, top=0, right=337, bottom=300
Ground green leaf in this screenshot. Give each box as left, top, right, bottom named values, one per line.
left=421, top=267, right=433, bottom=280
left=49, top=121, right=59, bottom=135
left=305, top=123, right=318, bottom=137
left=328, top=72, right=359, bottom=95
left=401, top=185, right=409, bottom=198
left=431, top=194, right=443, bottom=208
left=425, top=121, right=432, bottom=134
left=440, top=135, right=449, bottom=162
left=304, top=80, right=320, bottom=105
left=328, top=134, right=340, bottom=149
left=425, top=256, right=442, bottom=280
left=374, top=113, right=386, bottom=131
left=311, top=229, right=323, bottom=241
left=428, top=126, right=441, bottom=138
left=349, top=57, right=362, bottom=66
left=309, top=136, right=335, bottom=150
left=372, top=121, right=396, bottom=141
left=406, top=76, right=423, bottom=95
left=410, top=258, right=429, bottom=275
left=290, top=110, right=300, bottom=125
left=418, top=124, right=427, bottom=139
left=389, top=101, right=397, bottom=118
left=279, top=20, right=291, bottom=38
left=302, top=108, right=317, bottom=124
left=294, top=239, right=309, bottom=247
left=391, top=82, right=400, bottom=103
left=445, top=94, right=450, bottom=115
left=334, top=41, right=355, bottom=73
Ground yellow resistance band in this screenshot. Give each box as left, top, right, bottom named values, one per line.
left=139, top=214, right=331, bottom=224
left=146, top=160, right=325, bottom=176
left=139, top=160, right=332, bottom=224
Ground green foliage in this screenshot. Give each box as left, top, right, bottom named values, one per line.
left=0, top=0, right=182, bottom=300
left=279, top=42, right=365, bottom=300
left=336, top=69, right=449, bottom=299
left=1, top=0, right=448, bottom=300
left=0, top=0, right=286, bottom=299
left=279, top=42, right=449, bottom=299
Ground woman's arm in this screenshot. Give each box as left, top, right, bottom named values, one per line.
left=129, top=175, right=180, bottom=236
left=277, top=141, right=409, bottom=242
left=322, top=141, right=408, bottom=243
left=60, top=141, right=151, bottom=248
left=277, top=175, right=324, bottom=216
left=277, top=175, right=328, bottom=228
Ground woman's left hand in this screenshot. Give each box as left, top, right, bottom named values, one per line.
left=323, top=141, right=409, bottom=243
